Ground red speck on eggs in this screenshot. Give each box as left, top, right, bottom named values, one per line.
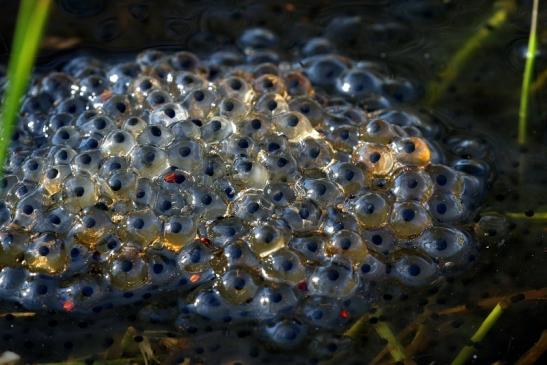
left=164, top=172, right=178, bottom=183
left=63, top=300, right=75, bottom=312
left=339, top=309, right=350, bottom=319
left=297, top=281, right=308, bottom=291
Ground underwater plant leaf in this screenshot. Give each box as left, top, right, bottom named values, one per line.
left=0, top=0, right=52, bottom=176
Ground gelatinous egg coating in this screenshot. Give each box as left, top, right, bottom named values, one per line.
left=0, top=28, right=489, bottom=329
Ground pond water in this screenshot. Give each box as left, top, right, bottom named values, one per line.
left=0, top=1, right=546, bottom=364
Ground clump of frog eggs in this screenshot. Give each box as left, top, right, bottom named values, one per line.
left=0, top=28, right=490, bottom=349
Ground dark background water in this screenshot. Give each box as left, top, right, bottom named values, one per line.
left=0, top=1, right=546, bottom=364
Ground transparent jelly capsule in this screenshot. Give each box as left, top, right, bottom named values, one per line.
left=0, top=202, right=10, bottom=229
left=102, top=94, right=132, bottom=121
left=359, top=253, right=388, bottom=282
left=308, top=335, right=353, bottom=360
left=132, top=178, right=158, bottom=208
left=0, top=267, right=27, bottom=297
left=190, top=289, right=232, bottom=321
left=392, top=254, right=438, bottom=287
left=146, top=250, right=181, bottom=285
left=261, top=248, right=306, bottom=285
left=130, top=75, right=162, bottom=104
left=71, top=149, right=102, bottom=175
left=305, top=54, right=348, bottom=88
left=217, top=268, right=259, bottom=305
left=392, top=137, right=431, bottom=167
left=300, top=295, right=343, bottom=329
left=360, top=119, right=398, bottom=144
left=0, top=231, right=27, bottom=266
left=289, top=96, right=324, bottom=127
left=13, top=191, right=45, bottom=229
left=389, top=202, right=432, bottom=239
left=0, top=174, right=18, bottom=199
left=41, top=164, right=71, bottom=195
left=63, top=174, right=98, bottom=210
left=94, top=234, right=122, bottom=261
left=101, top=129, right=137, bottom=157
left=56, top=96, right=89, bottom=116
left=219, top=134, right=258, bottom=159
left=107, top=62, right=140, bottom=94
left=35, top=206, right=73, bottom=234
left=248, top=219, right=290, bottom=258
left=417, top=227, right=475, bottom=270
left=201, top=116, right=235, bottom=144
left=391, top=168, right=434, bottom=202
left=106, top=170, right=138, bottom=200
left=173, top=71, right=207, bottom=97
left=281, top=198, right=323, bottom=233
left=264, top=182, right=295, bottom=207
left=19, top=275, right=58, bottom=310
left=324, top=125, right=360, bottom=153
left=162, top=215, right=197, bottom=251
left=122, top=116, right=147, bottom=137
left=427, top=164, right=464, bottom=196
left=152, top=190, right=186, bottom=216
left=262, top=319, right=307, bottom=350
left=292, top=137, right=333, bottom=170
left=349, top=192, right=391, bottom=229
left=206, top=216, right=247, bottom=248
left=272, top=111, right=315, bottom=141
left=254, top=92, right=288, bottom=116
left=218, top=75, right=254, bottom=102
left=166, top=139, right=203, bottom=173
left=145, top=89, right=172, bottom=109
left=25, top=233, right=67, bottom=275
left=131, top=145, right=169, bottom=177
left=232, top=157, right=269, bottom=189
left=169, top=51, right=200, bottom=72
left=182, top=88, right=217, bottom=119
left=230, top=189, right=272, bottom=222
left=253, top=285, right=298, bottom=319
left=253, top=74, right=286, bottom=96
left=56, top=276, right=107, bottom=310
left=217, top=96, right=249, bottom=120
left=221, top=240, right=261, bottom=270
left=108, top=245, right=150, bottom=290
left=188, top=185, right=227, bottom=220
left=78, top=132, right=103, bottom=151
left=52, top=126, right=81, bottom=148
left=361, top=228, right=396, bottom=255
left=171, top=119, right=202, bottom=139
left=99, top=156, right=129, bottom=176
left=238, top=114, right=272, bottom=139
left=136, top=49, right=165, bottom=66
left=325, top=229, right=368, bottom=264
left=177, top=240, right=214, bottom=273
left=308, top=256, right=359, bottom=298
left=298, top=177, right=343, bottom=208
left=326, top=162, right=367, bottom=195
left=80, top=74, right=109, bottom=99
left=284, top=70, right=314, bottom=97
left=336, top=68, right=383, bottom=99
left=150, top=103, right=188, bottom=127
left=289, top=234, right=327, bottom=263
left=71, top=207, right=114, bottom=247
left=322, top=207, right=360, bottom=235
left=64, top=242, right=92, bottom=274
left=353, top=142, right=395, bottom=176
left=428, top=193, right=466, bottom=223
left=81, top=115, right=115, bottom=136
left=137, top=125, right=174, bottom=147
left=50, top=146, right=77, bottom=165
left=125, top=209, right=161, bottom=246
left=21, top=157, right=45, bottom=182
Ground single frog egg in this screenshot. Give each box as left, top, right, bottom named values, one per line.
left=389, top=202, right=432, bottom=239
left=261, top=248, right=306, bottom=285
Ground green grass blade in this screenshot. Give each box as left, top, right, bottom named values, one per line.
left=450, top=303, right=505, bottom=365
left=517, top=0, right=539, bottom=145
left=0, top=0, right=52, bottom=175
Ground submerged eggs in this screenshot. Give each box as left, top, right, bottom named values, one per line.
left=0, top=27, right=491, bottom=336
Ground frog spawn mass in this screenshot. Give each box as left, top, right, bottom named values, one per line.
left=0, top=29, right=489, bottom=346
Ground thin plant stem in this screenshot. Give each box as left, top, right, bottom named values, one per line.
left=0, top=0, right=52, bottom=176
left=450, top=303, right=506, bottom=365
left=373, top=321, right=410, bottom=364
left=518, top=0, right=539, bottom=145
